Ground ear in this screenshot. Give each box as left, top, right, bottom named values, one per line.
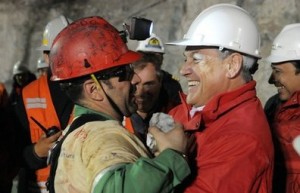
left=83, top=79, right=104, bottom=101
left=225, top=53, right=243, bottom=78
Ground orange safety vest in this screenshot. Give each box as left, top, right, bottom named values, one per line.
left=22, top=75, right=71, bottom=191
left=124, top=117, right=135, bottom=134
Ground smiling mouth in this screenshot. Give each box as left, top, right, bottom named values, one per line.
left=188, top=81, right=200, bottom=88
left=276, top=86, right=284, bottom=92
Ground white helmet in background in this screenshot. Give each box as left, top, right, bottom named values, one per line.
left=36, top=57, right=49, bottom=69
left=12, top=61, right=29, bottom=75
left=37, top=15, right=72, bottom=51
left=167, top=4, right=261, bottom=58
left=266, top=24, right=300, bottom=63
left=136, top=33, right=165, bottom=54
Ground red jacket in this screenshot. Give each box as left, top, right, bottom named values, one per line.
left=169, top=81, right=274, bottom=193
left=272, top=91, right=300, bottom=193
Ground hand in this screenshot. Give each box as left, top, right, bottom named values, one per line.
left=34, top=131, right=62, bottom=158
left=148, top=122, right=195, bottom=156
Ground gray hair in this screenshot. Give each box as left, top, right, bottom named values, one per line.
left=218, top=49, right=257, bottom=82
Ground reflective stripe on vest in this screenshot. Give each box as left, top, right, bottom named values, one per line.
left=22, top=75, right=61, bottom=184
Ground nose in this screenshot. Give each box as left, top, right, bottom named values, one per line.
left=180, top=61, right=192, bottom=77
left=134, top=83, right=144, bottom=97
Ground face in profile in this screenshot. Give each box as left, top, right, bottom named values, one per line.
left=181, top=47, right=228, bottom=107
left=271, top=62, right=300, bottom=101
left=101, top=64, right=140, bottom=117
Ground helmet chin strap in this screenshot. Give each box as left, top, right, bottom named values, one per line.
left=90, top=74, right=124, bottom=121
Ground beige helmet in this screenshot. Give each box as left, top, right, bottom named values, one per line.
left=136, top=33, right=165, bottom=53
left=12, top=61, right=29, bottom=75
left=37, top=15, right=72, bottom=51
left=167, top=4, right=261, bottom=58
left=36, top=57, right=49, bottom=69
left=266, top=23, right=300, bottom=63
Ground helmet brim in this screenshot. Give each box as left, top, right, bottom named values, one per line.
left=167, top=39, right=261, bottom=59
left=165, top=39, right=193, bottom=46
left=50, top=50, right=141, bottom=81
left=266, top=55, right=300, bottom=63
left=36, top=45, right=50, bottom=51
left=116, top=50, right=141, bottom=66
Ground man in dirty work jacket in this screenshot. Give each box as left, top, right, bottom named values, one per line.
left=48, top=16, right=192, bottom=193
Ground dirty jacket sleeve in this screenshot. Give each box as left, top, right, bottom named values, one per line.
left=92, top=148, right=190, bottom=193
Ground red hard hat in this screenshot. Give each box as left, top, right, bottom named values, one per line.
left=49, top=16, right=141, bottom=81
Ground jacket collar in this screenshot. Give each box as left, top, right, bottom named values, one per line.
left=281, top=91, right=300, bottom=108
left=74, top=104, right=115, bottom=120
left=181, top=81, right=257, bottom=131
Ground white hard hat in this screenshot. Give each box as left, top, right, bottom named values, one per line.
left=37, top=15, right=72, bottom=51
left=266, top=24, right=300, bottom=63
left=12, top=61, right=29, bottom=75
left=36, top=57, right=49, bottom=69
left=136, top=33, right=165, bottom=53
left=167, top=4, right=261, bottom=58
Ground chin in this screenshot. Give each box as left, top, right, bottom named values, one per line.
left=186, top=96, right=196, bottom=106
left=278, top=93, right=290, bottom=102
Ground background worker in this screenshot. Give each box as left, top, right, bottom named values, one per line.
left=167, top=4, right=274, bottom=193
left=36, top=57, right=49, bottom=78
left=47, top=16, right=192, bottom=193
left=14, top=15, right=74, bottom=193
left=265, top=23, right=300, bottom=193
left=9, top=61, right=36, bottom=106
left=124, top=33, right=182, bottom=145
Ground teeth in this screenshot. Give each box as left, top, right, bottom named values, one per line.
left=277, top=86, right=284, bottom=91
left=188, top=81, right=200, bottom=86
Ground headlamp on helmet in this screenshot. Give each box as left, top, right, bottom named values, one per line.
left=119, top=17, right=153, bottom=43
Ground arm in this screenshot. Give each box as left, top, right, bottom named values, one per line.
left=92, top=149, right=190, bottom=193
left=23, top=131, right=61, bottom=170
left=14, top=94, right=61, bottom=169
left=81, top=121, right=191, bottom=193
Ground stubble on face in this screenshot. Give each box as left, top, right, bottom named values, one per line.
left=102, top=78, right=138, bottom=117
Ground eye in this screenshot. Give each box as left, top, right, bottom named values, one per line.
left=272, top=68, right=280, bottom=74
left=192, top=53, right=204, bottom=64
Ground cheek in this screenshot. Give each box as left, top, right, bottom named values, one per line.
left=288, top=76, right=300, bottom=92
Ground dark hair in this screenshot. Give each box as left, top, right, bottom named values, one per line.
left=132, top=52, right=163, bottom=81
left=291, top=61, right=300, bottom=74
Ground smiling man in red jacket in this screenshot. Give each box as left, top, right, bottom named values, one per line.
left=266, top=23, right=300, bottom=193
left=167, top=4, right=274, bottom=193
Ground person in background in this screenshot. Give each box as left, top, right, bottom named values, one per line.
left=36, top=57, right=49, bottom=78
left=48, top=16, right=192, bottom=193
left=0, top=82, right=20, bottom=193
left=9, top=61, right=36, bottom=105
left=167, top=4, right=274, bottom=193
left=265, top=23, right=300, bottom=193
left=14, top=15, right=74, bottom=193
left=124, top=33, right=182, bottom=145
